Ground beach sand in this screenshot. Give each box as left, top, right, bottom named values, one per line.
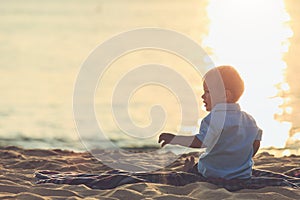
left=1, top=146, right=300, bottom=199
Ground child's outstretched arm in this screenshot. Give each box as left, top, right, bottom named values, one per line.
left=252, top=140, right=260, bottom=157
left=158, top=133, right=202, bottom=148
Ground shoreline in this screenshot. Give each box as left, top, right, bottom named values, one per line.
left=1, top=144, right=299, bottom=157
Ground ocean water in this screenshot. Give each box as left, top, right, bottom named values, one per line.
left=1, top=0, right=300, bottom=155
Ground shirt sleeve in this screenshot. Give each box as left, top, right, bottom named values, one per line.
left=255, top=128, right=263, bottom=141
left=195, top=117, right=209, bottom=142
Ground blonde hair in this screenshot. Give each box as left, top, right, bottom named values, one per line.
left=204, top=66, right=244, bottom=102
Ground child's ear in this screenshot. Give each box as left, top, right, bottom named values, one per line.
left=225, top=90, right=234, bottom=103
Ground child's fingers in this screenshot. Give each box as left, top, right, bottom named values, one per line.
left=158, top=133, right=167, bottom=143
left=158, top=136, right=162, bottom=143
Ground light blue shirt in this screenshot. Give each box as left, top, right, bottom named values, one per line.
left=196, top=103, right=262, bottom=179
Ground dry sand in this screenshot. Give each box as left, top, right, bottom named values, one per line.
left=1, top=146, right=300, bottom=199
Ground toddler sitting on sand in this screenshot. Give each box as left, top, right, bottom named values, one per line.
left=159, top=65, right=262, bottom=179
left=35, top=66, right=300, bottom=191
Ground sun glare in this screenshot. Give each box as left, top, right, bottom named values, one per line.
left=203, top=0, right=293, bottom=148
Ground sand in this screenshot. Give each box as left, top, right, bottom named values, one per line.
left=1, top=146, right=300, bottom=199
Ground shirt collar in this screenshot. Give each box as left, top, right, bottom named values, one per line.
left=212, top=103, right=240, bottom=112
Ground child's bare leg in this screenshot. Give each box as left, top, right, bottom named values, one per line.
left=181, top=156, right=196, bottom=172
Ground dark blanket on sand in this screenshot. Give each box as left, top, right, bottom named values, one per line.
left=35, top=168, right=300, bottom=192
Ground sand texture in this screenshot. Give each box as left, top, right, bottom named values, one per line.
left=1, top=146, right=300, bottom=199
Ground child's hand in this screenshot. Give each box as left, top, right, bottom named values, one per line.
left=158, top=133, right=175, bottom=147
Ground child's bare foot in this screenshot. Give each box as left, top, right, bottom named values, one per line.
left=181, top=156, right=196, bottom=172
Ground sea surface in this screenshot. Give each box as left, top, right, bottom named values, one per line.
left=1, top=0, right=300, bottom=156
